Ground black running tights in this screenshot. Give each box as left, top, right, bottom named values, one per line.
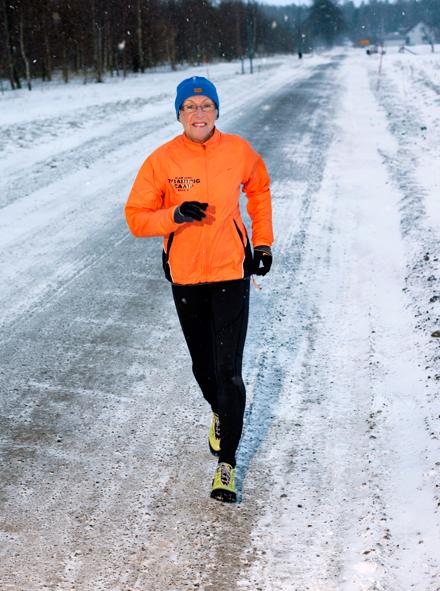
left=172, top=278, right=250, bottom=467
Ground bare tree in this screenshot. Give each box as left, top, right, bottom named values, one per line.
left=235, top=2, right=244, bottom=74
left=165, top=1, right=178, bottom=70
left=40, top=5, right=52, bottom=81
left=1, top=0, right=21, bottom=89
left=18, top=9, right=31, bottom=89
left=91, top=0, right=103, bottom=82
left=136, top=0, right=144, bottom=72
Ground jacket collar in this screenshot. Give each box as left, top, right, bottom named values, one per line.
left=180, top=127, right=221, bottom=151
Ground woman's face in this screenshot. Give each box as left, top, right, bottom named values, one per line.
left=178, top=95, right=217, bottom=143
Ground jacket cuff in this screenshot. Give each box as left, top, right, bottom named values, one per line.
left=253, top=245, right=272, bottom=255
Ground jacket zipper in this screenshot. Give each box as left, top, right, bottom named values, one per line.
left=202, top=144, right=209, bottom=282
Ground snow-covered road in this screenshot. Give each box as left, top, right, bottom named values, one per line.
left=1, top=50, right=439, bottom=590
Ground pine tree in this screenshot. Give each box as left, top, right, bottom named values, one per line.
left=306, top=0, right=345, bottom=48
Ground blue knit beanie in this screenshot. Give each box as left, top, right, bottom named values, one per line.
left=175, top=76, right=219, bottom=120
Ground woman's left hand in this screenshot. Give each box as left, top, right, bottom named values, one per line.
left=252, top=246, right=272, bottom=276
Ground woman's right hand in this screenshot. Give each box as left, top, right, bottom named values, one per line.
left=174, top=201, right=208, bottom=223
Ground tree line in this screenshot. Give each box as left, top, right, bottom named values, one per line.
left=1, top=0, right=292, bottom=90
left=1, top=0, right=439, bottom=91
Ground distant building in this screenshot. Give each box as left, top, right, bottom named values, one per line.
left=382, top=31, right=406, bottom=47
left=405, top=22, right=436, bottom=46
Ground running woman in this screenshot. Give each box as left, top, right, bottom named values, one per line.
left=125, top=76, right=273, bottom=502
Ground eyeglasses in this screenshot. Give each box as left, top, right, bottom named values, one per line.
left=180, top=103, right=216, bottom=113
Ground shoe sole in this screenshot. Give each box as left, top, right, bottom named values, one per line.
left=210, top=488, right=237, bottom=503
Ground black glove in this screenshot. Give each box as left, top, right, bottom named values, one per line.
left=174, top=201, right=208, bottom=223
left=252, top=245, right=272, bottom=276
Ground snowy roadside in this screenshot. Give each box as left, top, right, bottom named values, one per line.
left=374, top=53, right=440, bottom=262
left=368, top=45, right=440, bottom=480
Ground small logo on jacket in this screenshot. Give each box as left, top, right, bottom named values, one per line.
left=168, top=177, right=201, bottom=191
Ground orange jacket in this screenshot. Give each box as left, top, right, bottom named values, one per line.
left=125, top=128, right=273, bottom=285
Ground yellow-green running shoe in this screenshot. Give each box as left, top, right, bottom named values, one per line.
left=210, top=462, right=236, bottom=503
left=208, top=412, right=221, bottom=456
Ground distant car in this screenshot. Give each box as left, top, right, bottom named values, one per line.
left=366, top=45, right=379, bottom=55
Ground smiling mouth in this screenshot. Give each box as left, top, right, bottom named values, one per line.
left=192, top=122, right=207, bottom=127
